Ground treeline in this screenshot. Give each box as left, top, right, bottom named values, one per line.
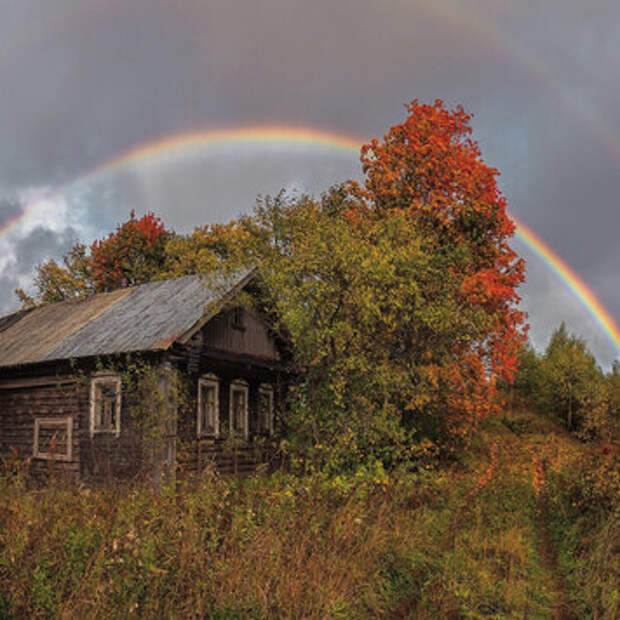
left=508, top=323, right=619, bottom=442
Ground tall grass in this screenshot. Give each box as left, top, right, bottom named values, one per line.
left=2, top=410, right=611, bottom=618
left=545, top=445, right=619, bottom=618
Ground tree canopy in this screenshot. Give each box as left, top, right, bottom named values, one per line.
left=17, top=211, right=171, bottom=305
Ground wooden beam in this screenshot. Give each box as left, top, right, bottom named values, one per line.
left=200, top=347, right=285, bottom=370
left=0, top=376, right=77, bottom=390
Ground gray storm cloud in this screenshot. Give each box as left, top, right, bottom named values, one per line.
left=0, top=0, right=617, bottom=366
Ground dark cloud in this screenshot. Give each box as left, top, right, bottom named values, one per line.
left=0, top=224, right=78, bottom=311
left=0, top=0, right=617, bottom=365
left=13, top=225, right=78, bottom=267
left=0, top=275, right=20, bottom=312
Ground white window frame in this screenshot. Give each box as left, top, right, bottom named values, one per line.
left=229, top=379, right=249, bottom=440
left=89, top=373, right=121, bottom=437
left=33, top=416, right=73, bottom=461
left=258, top=383, right=275, bottom=435
left=197, top=373, right=220, bottom=438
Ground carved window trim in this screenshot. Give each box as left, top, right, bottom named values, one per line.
left=258, top=383, right=275, bottom=436
left=90, top=373, right=121, bottom=437
left=229, top=379, right=249, bottom=440
left=197, top=373, right=220, bottom=438
left=33, top=416, right=73, bottom=461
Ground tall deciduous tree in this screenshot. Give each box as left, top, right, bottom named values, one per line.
left=346, top=99, right=527, bottom=444
left=541, top=322, right=603, bottom=431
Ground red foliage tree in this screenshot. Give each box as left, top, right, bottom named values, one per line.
left=89, top=211, right=170, bottom=292
left=350, top=99, right=527, bottom=442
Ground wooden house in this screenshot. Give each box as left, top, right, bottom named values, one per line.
left=0, top=268, right=288, bottom=483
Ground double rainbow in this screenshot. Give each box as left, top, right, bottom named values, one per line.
left=2, top=126, right=618, bottom=352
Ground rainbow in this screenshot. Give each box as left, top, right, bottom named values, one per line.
left=420, top=1, right=620, bottom=167
left=2, top=126, right=618, bottom=352
left=0, top=126, right=364, bottom=240
left=8, top=1, right=620, bottom=169
left=512, top=218, right=619, bottom=351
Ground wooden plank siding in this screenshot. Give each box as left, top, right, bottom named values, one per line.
left=177, top=442, right=277, bottom=477
left=202, top=308, right=280, bottom=361
left=0, top=379, right=147, bottom=483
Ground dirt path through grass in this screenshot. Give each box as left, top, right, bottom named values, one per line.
left=438, top=412, right=583, bottom=619
left=533, top=455, right=578, bottom=620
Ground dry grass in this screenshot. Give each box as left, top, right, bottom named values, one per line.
left=1, top=409, right=613, bottom=618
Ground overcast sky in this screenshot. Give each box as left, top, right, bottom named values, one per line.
left=0, top=0, right=618, bottom=367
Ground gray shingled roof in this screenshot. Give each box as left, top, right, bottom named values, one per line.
left=0, top=268, right=254, bottom=368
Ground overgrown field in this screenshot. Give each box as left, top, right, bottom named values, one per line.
left=0, top=410, right=617, bottom=618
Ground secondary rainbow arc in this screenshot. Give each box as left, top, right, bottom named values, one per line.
left=2, top=126, right=618, bottom=353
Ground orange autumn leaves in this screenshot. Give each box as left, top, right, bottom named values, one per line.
left=90, top=211, right=169, bottom=291
left=350, top=99, right=527, bottom=441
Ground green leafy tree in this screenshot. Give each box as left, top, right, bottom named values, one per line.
left=242, top=190, right=437, bottom=470
left=503, top=342, right=543, bottom=411
left=541, top=322, right=603, bottom=431
left=579, top=360, right=620, bottom=442
left=16, top=242, right=92, bottom=306
left=161, top=220, right=251, bottom=278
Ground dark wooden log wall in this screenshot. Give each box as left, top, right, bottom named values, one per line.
left=177, top=441, right=276, bottom=477
left=175, top=360, right=283, bottom=475
left=79, top=356, right=170, bottom=484
left=0, top=355, right=167, bottom=484
left=174, top=307, right=286, bottom=476
left=0, top=381, right=86, bottom=482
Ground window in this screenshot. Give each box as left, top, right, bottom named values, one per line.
left=33, top=417, right=72, bottom=461
left=197, top=374, right=219, bottom=437
left=229, top=379, right=249, bottom=439
left=90, top=373, right=121, bottom=436
left=231, top=307, right=245, bottom=330
left=258, top=383, right=274, bottom=435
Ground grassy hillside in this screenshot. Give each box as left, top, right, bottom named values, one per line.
left=0, top=409, right=617, bottom=618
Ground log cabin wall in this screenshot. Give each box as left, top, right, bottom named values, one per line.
left=74, top=353, right=169, bottom=484
left=79, top=387, right=149, bottom=485
left=175, top=307, right=285, bottom=476
left=0, top=355, right=167, bottom=485
left=0, top=378, right=86, bottom=482
left=176, top=361, right=283, bottom=475
left=0, top=306, right=288, bottom=482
